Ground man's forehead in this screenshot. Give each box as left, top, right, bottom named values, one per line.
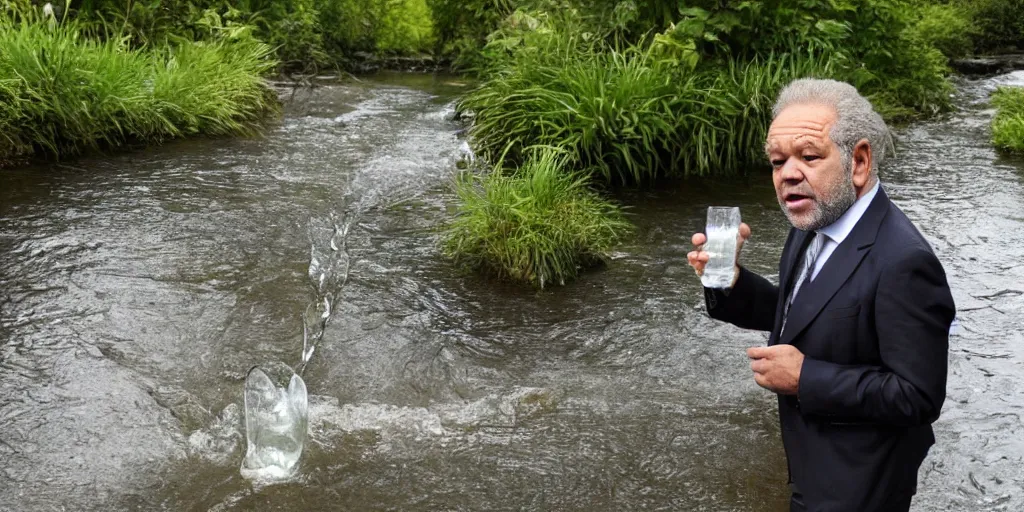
left=766, top=116, right=834, bottom=151
left=765, top=132, right=830, bottom=151
left=768, top=119, right=830, bottom=135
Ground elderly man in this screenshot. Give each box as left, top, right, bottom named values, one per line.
left=687, top=78, right=955, bottom=511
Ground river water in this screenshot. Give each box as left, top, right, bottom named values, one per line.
left=1, top=72, right=1022, bottom=511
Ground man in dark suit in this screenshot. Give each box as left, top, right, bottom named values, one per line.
left=687, top=79, right=955, bottom=511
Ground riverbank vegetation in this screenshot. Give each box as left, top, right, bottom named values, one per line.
left=0, top=7, right=277, bottom=164
left=442, top=148, right=632, bottom=288
left=992, top=87, right=1024, bottom=153
left=65, top=0, right=437, bottom=73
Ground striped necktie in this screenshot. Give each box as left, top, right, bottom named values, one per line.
left=782, top=232, right=827, bottom=333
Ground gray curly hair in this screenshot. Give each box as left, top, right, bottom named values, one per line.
left=771, top=78, right=893, bottom=176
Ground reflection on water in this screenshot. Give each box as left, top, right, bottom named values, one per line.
left=1, top=71, right=1023, bottom=511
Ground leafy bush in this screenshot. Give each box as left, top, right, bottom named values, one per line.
left=992, top=87, right=1024, bottom=153
left=0, top=12, right=278, bottom=163
left=442, top=149, right=632, bottom=287
left=376, top=0, right=435, bottom=53
left=427, top=0, right=523, bottom=68
left=959, top=0, right=1024, bottom=53
left=36, top=0, right=434, bottom=72
left=458, top=15, right=841, bottom=183
left=319, top=0, right=434, bottom=56
left=906, top=3, right=974, bottom=59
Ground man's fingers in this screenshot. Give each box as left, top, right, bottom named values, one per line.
left=691, top=232, right=707, bottom=247
left=687, top=251, right=709, bottom=263
left=736, top=223, right=751, bottom=252
left=750, top=358, right=769, bottom=374
left=753, top=372, right=770, bottom=390
left=747, top=346, right=772, bottom=359
left=687, top=251, right=708, bottom=272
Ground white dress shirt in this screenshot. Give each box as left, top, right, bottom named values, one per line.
left=810, top=180, right=881, bottom=280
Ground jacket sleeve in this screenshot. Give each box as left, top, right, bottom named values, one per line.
left=797, top=249, right=954, bottom=426
left=704, top=265, right=779, bottom=332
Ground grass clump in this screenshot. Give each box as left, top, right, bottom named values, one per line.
left=458, top=23, right=839, bottom=183
left=0, top=13, right=278, bottom=164
left=64, top=0, right=437, bottom=73
left=992, top=87, right=1024, bottom=153
left=442, top=149, right=632, bottom=288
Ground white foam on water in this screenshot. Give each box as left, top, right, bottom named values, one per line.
left=309, top=396, right=444, bottom=440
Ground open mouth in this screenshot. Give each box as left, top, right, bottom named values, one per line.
left=784, top=193, right=813, bottom=209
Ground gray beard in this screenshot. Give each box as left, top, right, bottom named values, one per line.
left=780, top=170, right=858, bottom=231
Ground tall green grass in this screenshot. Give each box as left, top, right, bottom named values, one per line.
left=63, top=0, right=437, bottom=72
left=0, top=14, right=278, bottom=164
left=442, top=149, right=632, bottom=287
left=458, top=38, right=837, bottom=183
left=992, top=87, right=1024, bottom=153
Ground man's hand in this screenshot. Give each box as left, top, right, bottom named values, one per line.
left=747, top=345, right=804, bottom=395
left=687, top=222, right=751, bottom=286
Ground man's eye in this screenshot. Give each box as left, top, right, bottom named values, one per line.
left=771, top=159, right=785, bottom=167
left=803, top=155, right=820, bottom=162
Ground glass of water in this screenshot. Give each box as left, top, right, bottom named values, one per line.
left=241, top=362, right=308, bottom=481
left=701, top=206, right=741, bottom=289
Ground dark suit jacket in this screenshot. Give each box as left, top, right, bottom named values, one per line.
left=705, top=187, right=955, bottom=511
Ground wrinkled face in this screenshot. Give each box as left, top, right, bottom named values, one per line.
left=766, top=103, right=856, bottom=231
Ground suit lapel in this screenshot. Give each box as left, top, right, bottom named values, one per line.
left=777, top=187, right=891, bottom=345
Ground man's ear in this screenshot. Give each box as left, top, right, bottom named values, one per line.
left=852, top=139, right=872, bottom=191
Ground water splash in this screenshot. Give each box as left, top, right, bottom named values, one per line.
left=241, top=363, right=308, bottom=481
left=299, top=210, right=354, bottom=368
left=242, top=210, right=354, bottom=481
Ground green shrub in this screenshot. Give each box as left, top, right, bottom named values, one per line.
left=317, top=0, right=435, bottom=58
left=906, top=3, right=974, bottom=59
left=992, top=87, right=1024, bottom=153
left=427, top=0, right=519, bottom=68
left=376, top=0, right=435, bottom=53
left=247, top=0, right=328, bottom=71
left=442, top=149, right=633, bottom=287
left=43, top=0, right=433, bottom=72
left=458, top=18, right=839, bottom=183
left=959, top=0, right=1024, bottom=53
left=0, top=13, right=278, bottom=163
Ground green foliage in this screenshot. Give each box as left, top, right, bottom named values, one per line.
left=427, top=0, right=518, bottom=68
left=442, top=148, right=633, bottom=287
left=318, top=0, right=434, bottom=56
left=35, top=0, right=435, bottom=72
left=992, top=87, right=1024, bottom=153
left=377, top=0, right=435, bottom=52
left=0, top=12, right=278, bottom=163
left=457, top=0, right=955, bottom=181
left=458, top=17, right=846, bottom=183
left=906, top=3, right=974, bottom=59
left=246, top=0, right=328, bottom=70
left=958, top=0, right=1024, bottom=53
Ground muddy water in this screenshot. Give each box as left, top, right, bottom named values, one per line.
left=1, top=72, right=1022, bottom=511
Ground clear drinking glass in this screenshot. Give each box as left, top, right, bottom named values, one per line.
left=701, top=206, right=741, bottom=289
left=241, top=362, right=308, bottom=481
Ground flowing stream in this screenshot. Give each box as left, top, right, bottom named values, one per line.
left=1, top=71, right=1023, bottom=511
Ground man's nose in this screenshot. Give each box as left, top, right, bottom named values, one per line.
left=779, top=158, right=805, bottom=182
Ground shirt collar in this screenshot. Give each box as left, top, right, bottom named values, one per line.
left=818, top=180, right=881, bottom=244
